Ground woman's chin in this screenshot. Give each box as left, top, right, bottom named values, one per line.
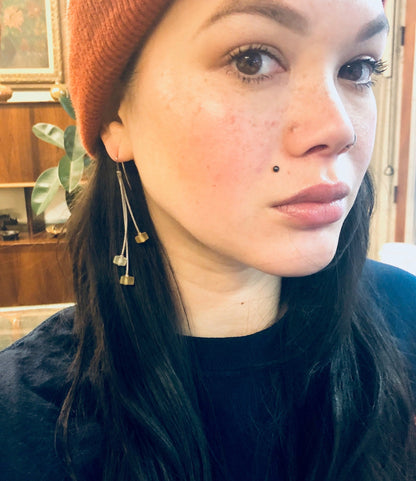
left=258, top=244, right=339, bottom=278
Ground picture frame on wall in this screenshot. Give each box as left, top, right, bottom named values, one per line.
left=0, top=0, right=64, bottom=88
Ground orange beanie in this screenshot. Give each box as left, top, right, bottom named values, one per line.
left=67, top=0, right=174, bottom=158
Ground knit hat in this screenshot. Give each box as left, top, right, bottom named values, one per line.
left=67, top=0, right=174, bottom=158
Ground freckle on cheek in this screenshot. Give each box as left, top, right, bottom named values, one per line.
left=264, top=120, right=277, bottom=128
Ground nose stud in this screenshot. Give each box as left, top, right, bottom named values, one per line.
left=345, top=134, right=357, bottom=151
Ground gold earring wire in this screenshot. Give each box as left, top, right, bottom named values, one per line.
left=113, top=164, right=149, bottom=286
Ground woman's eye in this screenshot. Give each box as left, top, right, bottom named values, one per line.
left=338, top=58, right=387, bottom=87
left=228, top=46, right=282, bottom=83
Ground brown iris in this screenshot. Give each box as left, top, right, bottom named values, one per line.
left=340, top=62, right=366, bottom=81
left=235, top=51, right=263, bottom=75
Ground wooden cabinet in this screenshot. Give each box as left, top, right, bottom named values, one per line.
left=0, top=102, right=75, bottom=183
left=0, top=238, right=73, bottom=306
left=0, top=102, right=74, bottom=307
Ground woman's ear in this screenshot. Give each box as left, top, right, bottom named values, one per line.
left=100, top=120, right=134, bottom=162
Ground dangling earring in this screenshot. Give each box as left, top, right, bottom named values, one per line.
left=113, top=163, right=149, bottom=286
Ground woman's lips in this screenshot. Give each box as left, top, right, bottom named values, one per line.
left=272, top=183, right=350, bottom=227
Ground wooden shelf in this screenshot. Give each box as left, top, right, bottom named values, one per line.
left=0, top=182, right=35, bottom=188
left=0, top=230, right=66, bottom=247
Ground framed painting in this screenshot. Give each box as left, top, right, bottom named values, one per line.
left=0, top=0, right=63, bottom=87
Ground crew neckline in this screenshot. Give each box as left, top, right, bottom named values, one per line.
left=186, top=317, right=284, bottom=373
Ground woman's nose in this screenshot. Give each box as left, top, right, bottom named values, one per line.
left=281, top=81, right=355, bottom=158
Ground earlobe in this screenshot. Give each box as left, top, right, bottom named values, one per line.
left=100, top=120, right=134, bottom=162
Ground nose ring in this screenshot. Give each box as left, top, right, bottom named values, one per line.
left=345, top=134, right=357, bottom=151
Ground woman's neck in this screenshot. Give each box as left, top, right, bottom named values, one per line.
left=170, top=255, right=281, bottom=338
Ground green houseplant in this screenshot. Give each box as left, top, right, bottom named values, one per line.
left=31, top=95, right=91, bottom=216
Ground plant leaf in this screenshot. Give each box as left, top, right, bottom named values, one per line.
left=64, top=125, right=85, bottom=162
left=59, top=95, right=76, bottom=120
left=58, top=155, right=84, bottom=193
left=31, top=167, right=61, bottom=215
left=32, top=123, right=65, bottom=150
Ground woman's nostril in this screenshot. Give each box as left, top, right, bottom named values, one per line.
left=305, top=144, right=328, bottom=155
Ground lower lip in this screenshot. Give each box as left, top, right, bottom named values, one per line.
left=274, top=199, right=345, bottom=227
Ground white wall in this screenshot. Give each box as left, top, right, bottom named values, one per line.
left=0, top=187, right=70, bottom=229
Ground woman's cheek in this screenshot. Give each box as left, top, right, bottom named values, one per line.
left=356, top=96, right=378, bottom=163
left=185, top=103, right=278, bottom=185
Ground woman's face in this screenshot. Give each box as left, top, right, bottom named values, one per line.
left=109, top=0, right=387, bottom=277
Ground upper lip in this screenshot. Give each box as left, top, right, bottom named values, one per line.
left=274, top=182, right=350, bottom=206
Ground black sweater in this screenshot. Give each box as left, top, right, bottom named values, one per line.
left=0, top=260, right=415, bottom=480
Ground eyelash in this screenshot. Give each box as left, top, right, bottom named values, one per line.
left=344, top=58, right=387, bottom=90
left=227, top=44, right=388, bottom=89
left=227, top=44, right=281, bottom=84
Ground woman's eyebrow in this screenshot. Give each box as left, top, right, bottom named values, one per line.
left=197, top=2, right=389, bottom=43
left=356, top=14, right=389, bottom=42
left=197, top=0, right=309, bottom=36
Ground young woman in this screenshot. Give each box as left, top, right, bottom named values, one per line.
left=1, top=0, right=415, bottom=480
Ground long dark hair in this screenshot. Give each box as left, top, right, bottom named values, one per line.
left=59, top=145, right=415, bottom=481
